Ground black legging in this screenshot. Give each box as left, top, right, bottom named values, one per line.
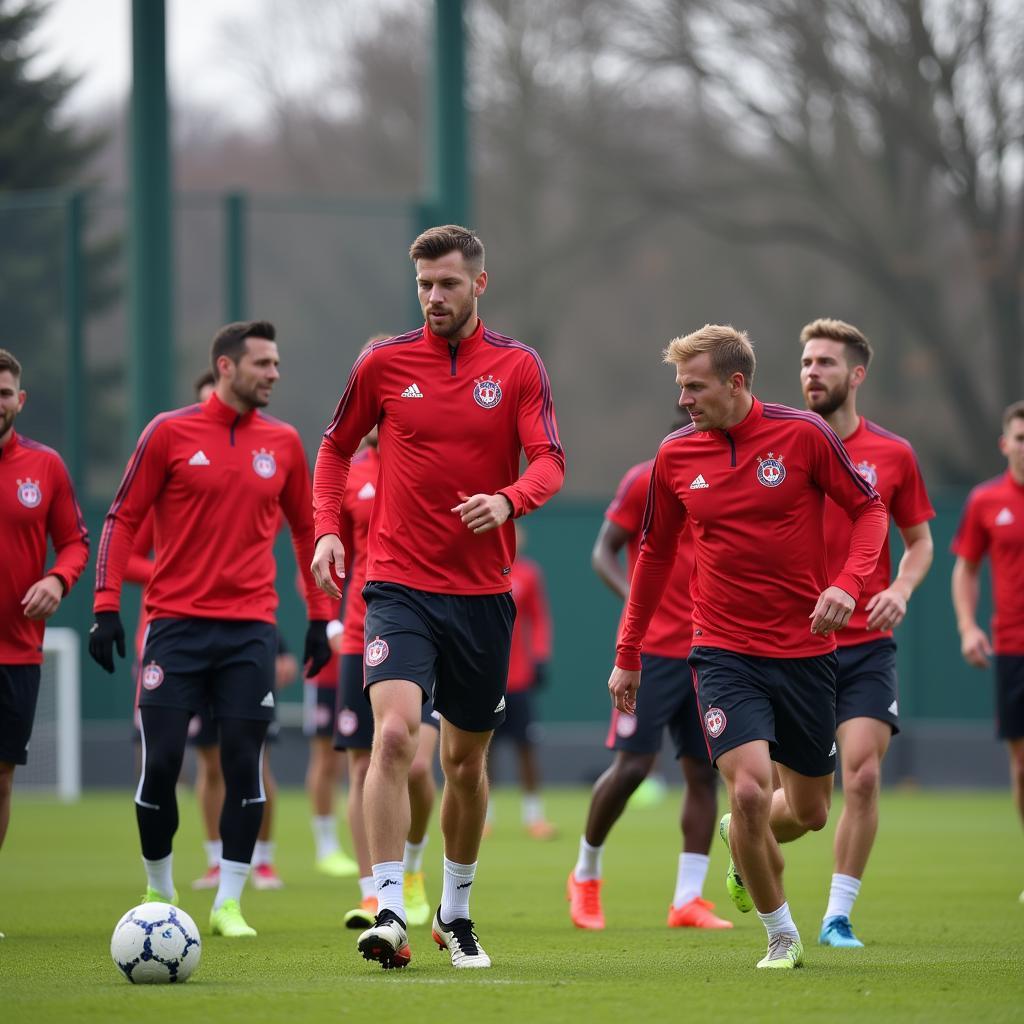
left=136, top=706, right=268, bottom=864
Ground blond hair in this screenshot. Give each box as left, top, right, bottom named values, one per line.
left=799, top=317, right=873, bottom=368
left=663, top=324, right=755, bottom=387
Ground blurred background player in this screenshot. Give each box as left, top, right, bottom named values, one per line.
left=952, top=400, right=1024, bottom=903
left=89, top=320, right=334, bottom=939
left=798, top=318, right=935, bottom=948
left=488, top=523, right=557, bottom=839
left=0, top=349, right=89, bottom=938
left=568, top=422, right=729, bottom=931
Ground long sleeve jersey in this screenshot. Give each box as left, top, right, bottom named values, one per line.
left=616, top=399, right=888, bottom=668
left=507, top=555, right=553, bottom=692
left=95, top=393, right=334, bottom=623
left=0, top=432, right=90, bottom=664
left=314, top=319, right=565, bottom=595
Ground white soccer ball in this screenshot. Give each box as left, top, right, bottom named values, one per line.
left=110, top=902, right=202, bottom=983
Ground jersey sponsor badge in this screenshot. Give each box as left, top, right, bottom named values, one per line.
left=756, top=452, right=786, bottom=488
left=704, top=706, right=727, bottom=738
left=251, top=448, right=277, bottom=479
left=337, top=708, right=359, bottom=736
left=365, top=636, right=389, bottom=667
left=472, top=375, right=503, bottom=409
left=142, top=662, right=165, bottom=691
left=855, top=460, right=878, bottom=487
left=16, top=477, right=42, bottom=508
left=615, top=712, right=638, bottom=738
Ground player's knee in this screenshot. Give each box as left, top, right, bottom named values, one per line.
left=682, top=760, right=718, bottom=797
left=374, top=719, right=417, bottom=769
left=843, top=759, right=880, bottom=805
left=409, top=754, right=433, bottom=787
left=794, top=801, right=830, bottom=832
left=612, top=755, right=652, bottom=792
left=730, top=777, right=771, bottom=823
left=441, top=747, right=486, bottom=790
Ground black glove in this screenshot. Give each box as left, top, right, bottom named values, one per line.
left=533, top=662, right=549, bottom=690
left=88, top=611, right=126, bottom=674
left=303, top=619, right=331, bottom=678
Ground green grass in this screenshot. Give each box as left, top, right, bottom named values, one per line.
left=2, top=787, right=1023, bottom=1022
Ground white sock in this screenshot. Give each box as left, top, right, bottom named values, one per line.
left=213, top=858, right=250, bottom=910
left=672, top=852, right=710, bottom=908
left=253, top=840, right=274, bottom=867
left=574, top=837, right=603, bottom=882
left=312, top=815, right=339, bottom=860
left=440, top=857, right=477, bottom=923
left=359, top=875, right=376, bottom=900
left=824, top=873, right=862, bottom=922
left=757, top=901, right=799, bottom=940
left=143, top=854, right=174, bottom=900
left=522, top=794, right=543, bottom=825
left=404, top=836, right=428, bottom=874
left=203, top=839, right=222, bottom=869
left=372, top=861, right=405, bottom=923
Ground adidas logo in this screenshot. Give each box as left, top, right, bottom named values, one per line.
left=689, top=474, right=709, bottom=489
left=188, top=450, right=210, bottom=466
left=995, top=507, right=1015, bottom=526
left=357, top=482, right=376, bottom=500
left=260, top=692, right=275, bottom=708
left=494, top=696, right=506, bottom=713
left=888, top=699, right=898, bottom=715
left=828, top=741, right=837, bottom=756
left=401, top=383, right=424, bottom=398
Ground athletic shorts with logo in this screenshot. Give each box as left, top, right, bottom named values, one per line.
left=360, top=581, right=515, bottom=733
left=688, top=646, right=838, bottom=777
left=138, top=618, right=278, bottom=722
left=0, top=664, right=42, bottom=766
left=836, top=637, right=900, bottom=734
left=606, top=653, right=709, bottom=761
left=995, top=655, right=1024, bottom=740
left=333, top=652, right=439, bottom=750
left=493, top=690, right=540, bottom=747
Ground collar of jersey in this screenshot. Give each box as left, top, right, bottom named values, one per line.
left=203, top=391, right=256, bottom=427
left=423, top=316, right=484, bottom=353
left=717, top=396, right=763, bottom=440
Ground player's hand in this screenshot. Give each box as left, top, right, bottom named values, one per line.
left=303, top=619, right=331, bottom=678
left=326, top=618, right=345, bottom=654
left=311, top=534, right=345, bottom=599
left=21, top=574, right=64, bottom=620
left=88, top=611, right=126, bottom=674
left=960, top=624, right=993, bottom=669
left=452, top=492, right=513, bottom=534
left=608, top=666, right=640, bottom=715
left=275, top=652, right=299, bottom=688
left=809, top=586, right=856, bottom=636
left=865, top=585, right=909, bottom=632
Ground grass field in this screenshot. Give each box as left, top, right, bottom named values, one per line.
left=2, top=786, right=1023, bottom=1022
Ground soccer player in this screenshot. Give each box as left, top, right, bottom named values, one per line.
left=952, top=400, right=1024, bottom=902
left=312, top=225, right=564, bottom=969
left=797, top=318, right=935, bottom=946
left=89, top=320, right=334, bottom=938
left=569, top=436, right=731, bottom=931
left=608, top=324, right=887, bottom=969
left=0, top=349, right=89, bottom=930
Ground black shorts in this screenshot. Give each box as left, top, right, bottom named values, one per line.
left=493, top=690, right=539, bottom=746
left=333, top=652, right=439, bottom=750
left=361, top=581, right=516, bottom=733
left=0, top=664, right=42, bottom=766
left=995, top=655, right=1024, bottom=741
left=304, top=683, right=338, bottom=738
left=688, top=646, right=838, bottom=777
left=835, top=638, right=900, bottom=735
left=606, top=654, right=709, bottom=762
left=187, top=706, right=219, bottom=747
left=139, top=618, right=277, bottom=722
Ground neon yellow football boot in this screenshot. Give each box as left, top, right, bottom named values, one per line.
left=209, top=898, right=257, bottom=938
left=757, top=933, right=804, bottom=969
left=404, top=871, right=431, bottom=927
left=719, top=813, right=753, bottom=913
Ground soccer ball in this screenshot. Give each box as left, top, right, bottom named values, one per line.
left=110, top=902, right=201, bottom=983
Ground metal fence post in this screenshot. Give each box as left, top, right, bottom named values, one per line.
left=224, top=191, right=248, bottom=322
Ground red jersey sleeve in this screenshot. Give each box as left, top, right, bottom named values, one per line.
left=615, top=449, right=687, bottom=670
left=497, top=355, right=565, bottom=517
left=95, top=417, right=173, bottom=612
left=951, top=489, right=988, bottom=563
left=314, top=349, right=382, bottom=541
left=605, top=464, right=649, bottom=535
left=522, top=562, right=553, bottom=663
left=124, top=511, right=155, bottom=586
left=805, top=420, right=888, bottom=600
left=45, top=457, right=90, bottom=595
left=890, top=449, right=935, bottom=530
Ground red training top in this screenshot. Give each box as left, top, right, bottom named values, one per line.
left=507, top=555, right=553, bottom=692
left=606, top=458, right=696, bottom=660
left=314, top=320, right=565, bottom=595
left=338, top=445, right=379, bottom=656
left=825, top=417, right=935, bottom=648
left=0, top=432, right=90, bottom=664
left=616, top=399, right=888, bottom=669
left=95, top=393, right=334, bottom=623
left=951, top=471, right=1024, bottom=654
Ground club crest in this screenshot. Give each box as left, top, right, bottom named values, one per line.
left=16, top=478, right=42, bottom=508
left=615, top=712, right=638, bottom=738
left=756, top=452, right=786, bottom=488
left=472, top=375, right=503, bottom=409
left=252, top=448, right=277, bottom=479
left=337, top=709, right=359, bottom=737
left=142, top=662, right=165, bottom=691
left=704, top=707, right=727, bottom=738
left=365, top=636, right=390, bottom=667
left=855, top=460, right=878, bottom=487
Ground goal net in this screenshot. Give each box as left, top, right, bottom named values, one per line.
left=17, top=627, right=81, bottom=801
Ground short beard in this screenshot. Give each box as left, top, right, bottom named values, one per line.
left=806, top=381, right=849, bottom=418
left=231, top=380, right=268, bottom=410
left=430, top=301, right=475, bottom=340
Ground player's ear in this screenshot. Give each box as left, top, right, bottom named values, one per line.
left=473, top=270, right=488, bottom=298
